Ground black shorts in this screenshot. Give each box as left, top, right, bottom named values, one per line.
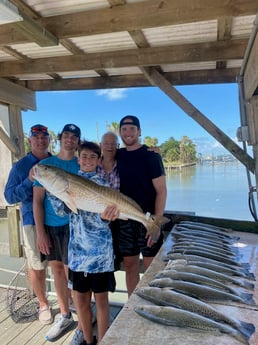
left=118, top=219, right=163, bottom=257
left=69, top=270, right=116, bottom=293
left=45, top=224, right=69, bottom=264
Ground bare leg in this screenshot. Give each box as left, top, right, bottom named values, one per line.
left=30, top=268, right=49, bottom=308
left=73, top=290, right=93, bottom=343
left=143, top=256, right=154, bottom=270
left=123, top=255, right=140, bottom=297
left=49, top=261, right=69, bottom=315
left=94, top=292, right=109, bottom=343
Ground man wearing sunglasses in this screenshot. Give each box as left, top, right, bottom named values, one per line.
left=4, top=124, right=53, bottom=325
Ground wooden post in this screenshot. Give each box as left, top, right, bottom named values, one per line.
left=7, top=206, right=22, bottom=257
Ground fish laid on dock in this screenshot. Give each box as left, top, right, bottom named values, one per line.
left=166, top=261, right=255, bottom=290
left=136, top=286, right=255, bottom=340
left=155, top=269, right=247, bottom=296
left=134, top=305, right=251, bottom=345
left=32, top=163, right=169, bottom=241
left=149, top=279, right=256, bottom=305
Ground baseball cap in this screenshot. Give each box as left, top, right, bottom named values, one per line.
left=119, top=115, right=141, bottom=129
left=29, top=124, right=49, bottom=137
left=60, top=124, right=81, bottom=139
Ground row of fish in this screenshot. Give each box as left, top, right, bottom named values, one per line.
left=134, top=221, right=256, bottom=344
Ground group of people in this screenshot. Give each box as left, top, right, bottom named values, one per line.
left=4, top=116, right=167, bottom=345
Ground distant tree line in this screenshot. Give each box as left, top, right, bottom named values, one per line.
left=24, top=123, right=197, bottom=164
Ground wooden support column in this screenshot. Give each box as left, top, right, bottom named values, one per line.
left=7, top=206, right=22, bottom=257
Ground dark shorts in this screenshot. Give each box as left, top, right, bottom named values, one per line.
left=45, top=224, right=69, bottom=264
left=69, top=270, right=116, bottom=293
left=118, top=219, right=163, bottom=257
left=109, top=220, right=123, bottom=271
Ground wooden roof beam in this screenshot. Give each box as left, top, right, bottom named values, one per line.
left=0, top=0, right=256, bottom=45
left=0, top=39, right=247, bottom=77
left=15, top=68, right=240, bottom=91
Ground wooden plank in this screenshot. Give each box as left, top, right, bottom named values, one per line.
left=0, top=78, right=36, bottom=110
left=7, top=206, right=22, bottom=258
left=244, top=33, right=258, bottom=99
left=141, top=67, right=255, bottom=173
left=0, top=0, right=256, bottom=45
left=0, top=39, right=247, bottom=76
left=19, top=68, right=240, bottom=91
left=9, top=104, right=25, bottom=159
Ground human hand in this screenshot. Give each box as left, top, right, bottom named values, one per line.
left=145, top=230, right=160, bottom=247
left=101, top=204, right=119, bottom=221
left=37, top=230, right=52, bottom=255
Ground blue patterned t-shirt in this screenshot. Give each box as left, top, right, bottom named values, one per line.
left=68, top=171, right=114, bottom=273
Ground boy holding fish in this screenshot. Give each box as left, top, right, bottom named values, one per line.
left=47, top=140, right=119, bottom=345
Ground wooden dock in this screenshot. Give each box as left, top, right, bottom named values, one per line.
left=0, top=288, right=122, bottom=345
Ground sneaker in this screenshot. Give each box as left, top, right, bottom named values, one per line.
left=46, top=314, right=74, bottom=341
left=69, top=329, right=84, bottom=345
left=39, top=306, right=53, bottom=325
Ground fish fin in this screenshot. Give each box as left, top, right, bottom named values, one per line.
left=240, top=292, right=256, bottom=306
left=241, top=281, right=255, bottom=290
left=64, top=200, right=78, bottom=214
left=238, top=320, right=256, bottom=339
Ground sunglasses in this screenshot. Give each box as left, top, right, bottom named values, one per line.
left=31, top=125, right=48, bottom=132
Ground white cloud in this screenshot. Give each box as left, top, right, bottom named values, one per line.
left=96, top=89, right=127, bottom=100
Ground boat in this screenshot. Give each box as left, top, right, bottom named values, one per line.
left=0, top=1, right=258, bottom=344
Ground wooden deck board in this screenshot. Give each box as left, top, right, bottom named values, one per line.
left=0, top=287, right=122, bottom=345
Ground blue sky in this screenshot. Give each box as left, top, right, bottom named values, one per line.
left=22, top=83, right=243, bottom=156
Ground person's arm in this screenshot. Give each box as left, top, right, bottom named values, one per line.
left=4, top=165, right=33, bottom=204
left=152, top=175, right=167, bottom=216
left=33, top=185, right=52, bottom=255
left=146, top=175, right=167, bottom=247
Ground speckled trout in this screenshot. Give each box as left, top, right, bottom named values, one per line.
left=136, top=287, right=255, bottom=340
left=134, top=305, right=251, bottom=345
left=32, top=164, right=169, bottom=241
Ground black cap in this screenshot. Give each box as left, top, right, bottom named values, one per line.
left=60, top=124, right=81, bottom=139
left=119, top=115, right=140, bottom=129
left=29, top=124, right=49, bottom=137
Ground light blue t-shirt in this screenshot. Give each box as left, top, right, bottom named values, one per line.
left=34, top=155, right=79, bottom=226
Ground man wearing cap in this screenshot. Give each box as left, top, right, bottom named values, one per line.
left=33, top=124, right=81, bottom=342
left=117, top=115, right=167, bottom=296
left=4, top=124, right=53, bottom=324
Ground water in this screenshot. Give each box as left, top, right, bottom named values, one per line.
left=165, top=161, right=256, bottom=221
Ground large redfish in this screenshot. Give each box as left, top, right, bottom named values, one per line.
left=33, top=163, right=169, bottom=241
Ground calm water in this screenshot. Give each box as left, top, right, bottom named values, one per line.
left=165, top=161, right=256, bottom=221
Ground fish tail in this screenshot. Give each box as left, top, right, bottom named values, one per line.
left=237, top=320, right=256, bottom=339
left=240, top=292, right=256, bottom=305
left=145, top=215, right=170, bottom=241
left=241, top=281, right=255, bottom=290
